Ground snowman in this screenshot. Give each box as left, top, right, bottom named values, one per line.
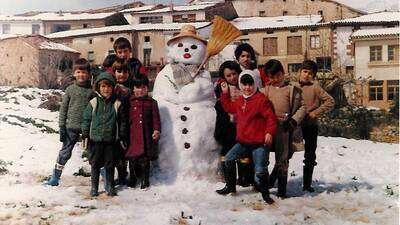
left=152, top=25, right=218, bottom=181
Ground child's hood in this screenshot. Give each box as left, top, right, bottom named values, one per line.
left=94, top=72, right=116, bottom=86
left=238, top=69, right=257, bottom=98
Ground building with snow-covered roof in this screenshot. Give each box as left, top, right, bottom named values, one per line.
left=331, top=11, right=400, bottom=76
left=47, top=22, right=211, bottom=67
left=0, top=35, right=80, bottom=89
left=229, top=15, right=333, bottom=75
left=350, top=27, right=399, bottom=110
left=123, top=2, right=237, bottom=24
left=0, top=12, right=127, bottom=35
left=228, top=0, right=364, bottom=21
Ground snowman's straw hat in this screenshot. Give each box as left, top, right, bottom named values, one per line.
left=193, top=16, right=242, bottom=78
left=167, top=25, right=207, bottom=46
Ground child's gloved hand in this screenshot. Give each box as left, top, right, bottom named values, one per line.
left=264, top=133, right=273, bottom=147
left=152, top=130, right=160, bottom=141
left=221, top=81, right=229, bottom=94
left=282, top=118, right=297, bottom=132
left=59, top=126, right=67, bottom=142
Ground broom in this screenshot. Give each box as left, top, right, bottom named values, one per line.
left=193, top=16, right=242, bottom=78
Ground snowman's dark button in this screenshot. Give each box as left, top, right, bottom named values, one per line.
left=184, top=142, right=191, bottom=149
left=183, top=106, right=190, bottom=111
left=182, top=128, right=188, bottom=134
left=180, top=115, right=187, bottom=121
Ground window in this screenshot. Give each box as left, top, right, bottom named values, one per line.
left=88, top=51, right=95, bottom=63
left=283, top=11, right=288, bottom=16
left=369, top=80, right=383, bottom=101
left=287, top=36, right=302, bottom=55
left=144, top=36, right=150, bottom=42
left=83, top=23, right=88, bottom=28
left=110, top=37, right=114, bottom=42
left=143, top=48, right=151, bottom=66
left=140, top=16, right=163, bottom=24
left=263, top=37, right=278, bottom=56
left=310, top=35, right=320, bottom=48
left=266, top=30, right=274, bottom=34
left=240, top=39, right=249, bottom=43
left=370, top=46, right=382, bottom=62
left=259, top=11, right=265, bottom=17
left=32, top=24, right=40, bottom=34
left=2, top=24, right=10, bottom=34
left=387, top=80, right=399, bottom=100
left=173, top=14, right=196, bottom=23
left=288, top=63, right=302, bottom=73
left=20, top=56, right=23, bottom=62
left=316, top=57, right=332, bottom=71
left=89, top=39, right=93, bottom=44
left=260, top=0, right=264, bottom=2
left=318, top=10, right=323, bottom=15
left=388, top=45, right=399, bottom=61
left=51, top=24, right=71, bottom=33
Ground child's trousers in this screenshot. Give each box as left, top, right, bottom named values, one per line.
left=56, top=129, right=80, bottom=166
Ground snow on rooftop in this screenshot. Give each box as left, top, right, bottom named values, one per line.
left=39, top=41, right=80, bottom=53
left=332, top=11, right=400, bottom=24
left=0, top=12, right=115, bottom=22
left=120, top=5, right=158, bottom=13
left=46, top=22, right=211, bottom=39
left=136, top=3, right=216, bottom=14
left=232, top=15, right=323, bottom=31
left=0, top=34, right=20, bottom=40
left=351, top=27, right=400, bottom=39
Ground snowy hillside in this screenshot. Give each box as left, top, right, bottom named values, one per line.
left=0, top=87, right=398, bottom=225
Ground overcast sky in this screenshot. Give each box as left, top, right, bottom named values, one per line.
left=0, top=0, right=398, bottom=14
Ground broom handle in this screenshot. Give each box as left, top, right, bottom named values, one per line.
left=192, top=55, right=210, bottom=80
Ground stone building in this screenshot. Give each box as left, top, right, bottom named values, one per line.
left=228, top=0, right=364, bottom=21
left=0, top=35, right=80, bottom=88
left=351, top=27, right=399, bottom=110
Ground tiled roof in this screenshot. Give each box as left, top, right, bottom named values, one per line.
left=231, top=15, right=323, bottom=31
left=135, top=3, right=216, bottom=14
left=0, top=12, right=115, bottom=22
left=332, top=11, right=400, bottom=25
left=120, top=5, right=159, bottom=13
left=351, top=27, right=400, bottom=39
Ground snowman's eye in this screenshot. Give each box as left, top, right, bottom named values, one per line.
left=190, top=45, right=197, bottom=50
left=178, top=43, right=183, bottom=47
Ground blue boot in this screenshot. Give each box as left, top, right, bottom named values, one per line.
left=100, top=167, right=109, bottom=192
left=45, top=169, right=62, bottom=186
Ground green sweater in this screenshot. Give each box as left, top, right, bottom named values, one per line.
left=59, top=82, right=95, bottom=131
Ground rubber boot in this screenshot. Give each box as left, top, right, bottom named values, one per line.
left=216, top=161, right=237, bottom=195
left=268, top=167, right=278, bottom=189
left=303, top=166, right=315, bottom=192
left=140, top=161, right=150, bottom=189
left=45, top=168, right=62, bottom=186
left=237, top=160, right=251, bottom=187
left=106, top=168, right=117, bottom=196
left=256, top=173, right=274, bottom=204
left=116, top=160, right=128, bottom=185
left=100, top=167, right=109, bottom=192
left=90, top=167, right=100, bottom=197
left=277, top=175, right=288, bottom=199
left=127, top=161, right=137, bottom=188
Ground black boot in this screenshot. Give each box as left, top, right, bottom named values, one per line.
left=257, top=173, right=274, bottom=204
left=268, top=167, right=278, bottom=189
left=127, top=161, right=138, bottom=188
left=277, top=175, right=288, bottom=199
left=216, top=161, right=236, bottom=195
left=116, top=160, right=128, bottom=186
left=303, top=166, right=315, bottom=192
left=106, top=168, right=117, bottom=196
left=237, top=160, right=251, bottom=187
left=90, top=167, right=100, bottom=197
left=140, top=161, right=150, bottom=189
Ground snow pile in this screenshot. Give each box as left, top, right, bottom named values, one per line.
left=0, top=86, right=398, bottom=225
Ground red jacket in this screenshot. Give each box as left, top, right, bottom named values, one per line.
left=221, top=91, right=277, bottom=145
left=126, top=96, right=161, bottom=160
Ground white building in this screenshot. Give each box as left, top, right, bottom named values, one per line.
left=0, top=15, right=44, bottom=35
left=331, top=11, right=400, bottom=76
left=351, top=27, right=399, bottom=109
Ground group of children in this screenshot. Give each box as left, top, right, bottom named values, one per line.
left=214, top=43, right=335, bottom=204
left=45, top=37, right=161, bottom=197
left=45, top=39, right=334, bottom=203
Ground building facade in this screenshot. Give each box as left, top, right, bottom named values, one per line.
left=351, top=28, right=399, bottom=110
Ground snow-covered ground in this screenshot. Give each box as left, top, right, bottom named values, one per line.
left=0, top=87, right=398, bottom=225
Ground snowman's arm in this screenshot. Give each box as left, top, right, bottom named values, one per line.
left=152, top=65, right=179, bottom=104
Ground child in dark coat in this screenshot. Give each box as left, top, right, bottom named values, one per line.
left=216, top=69, right=277, bottom=204
left=125, top=75, right=161, bottom=189
left=81, top=72, right=128, bottom=197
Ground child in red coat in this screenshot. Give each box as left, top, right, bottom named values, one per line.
left=125, top=75, right=161, bottom=189
left=216, top=69, right=277, bottom=204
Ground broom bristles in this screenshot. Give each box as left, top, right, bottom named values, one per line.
left=206, top=16, right=241, bottom=57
